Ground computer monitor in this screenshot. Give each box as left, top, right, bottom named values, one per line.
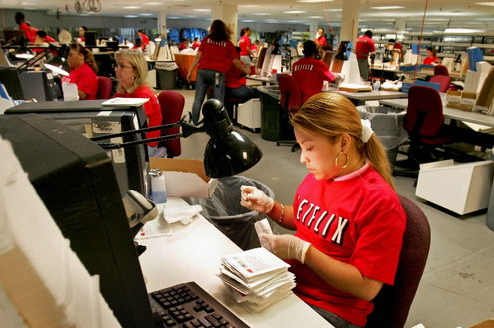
left=254, top=46, right=267, bottom=75
left=260, top=46, right=282, bottom=77
left=5, top=100, right=149, bottom=197
left=0, top=114, right=156, bottom=327
left=3, top=29, right=25, bottom=45
left=85, top=31, right=97, bottom=47
left=0, top=65, right=24, bottom=100
left=19, top=70, right=62, bottom=101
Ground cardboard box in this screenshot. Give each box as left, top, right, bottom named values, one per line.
left=237, top=98, right=261, bottom=131
left=149, top=158, right=218, bottom=198
left=416, top=160, right=494, bottom=215
left=447, top=90, right=477, bottom=111
left=470, top=320, right=494, bottom=328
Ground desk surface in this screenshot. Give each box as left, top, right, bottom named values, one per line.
left=379, top=98, right=494, bottom=127
left=337, top=89, right=408, bottom=102
left=138, top=198, right=333, bottom=328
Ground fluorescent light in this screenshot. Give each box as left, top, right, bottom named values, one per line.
left=140, top=13, right=154, bottom=16
left=475, top=2, right=494, bottom=6
left=193, top=8, right=210, bottom=12
left=254, top=13, right=270, bottom=16
left=241, top=19, right=255, bottom=22
left=296, top=0, right=333, bottom=2
left=370, top=6, right=405, bottom=10
left=124, top=6, right=141, bottom=9
left=125, top=15, right=138, bottom=18
left=323, top=8, right=342, bottom=11
left=145, top=2, right=164, bottom=4
left=308, top=16, right=323, bottom=19
left=444, top=28, right=486, bottom=33
left=284, top=10, right=307, bottom=14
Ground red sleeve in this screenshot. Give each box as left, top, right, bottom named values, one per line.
left=350, top=208, right=405, bottom=285
left=368, top=39, right=376, bottom=53
left=227, top=41, right=238, bottom=60
left=316, top=61, right=334, bottom=82
left=19, top=23, right=36, bottom=42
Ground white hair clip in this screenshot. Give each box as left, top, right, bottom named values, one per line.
left=360, top=119, right=374, bottom=143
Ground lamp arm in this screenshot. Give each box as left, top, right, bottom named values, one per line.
left=16, top=47, right=52, bottom=73
left=97, top=133, right=183, bottom=149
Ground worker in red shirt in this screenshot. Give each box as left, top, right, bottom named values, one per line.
left=314, top=28, right=327, bottom=46
left=137, top=29, right=150, bottom=52
left=66, top=43, right=98, bottom=100
left=239, top=27, right=253, bottom=65
left=423, top=47, right=441, bottom=65
left=225, top=47, right=257, bottom=102
left=15, top=11, right=36, bottom=42
left=355, top=30, right=376, bottom=81
left=178, top=38, right=189, bottom=51
left=192, top=37, right=201, bottom=50
left=292, top=40, right=335, bottom=104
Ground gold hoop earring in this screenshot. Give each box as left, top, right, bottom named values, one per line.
left=335, top=151, right=349, bottom=169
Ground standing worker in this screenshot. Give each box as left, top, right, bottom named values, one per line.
left=355, top=30, right=376, bottom=81
left=239, top=27, right=254, bottom=65
left=314, top=28, right=327, bottom=47
left=137, top=29, right=150, bottom=52
left=240, top=92, right=406, bottom=328
left=15, top=12, right=36, bottom=42
left=292, top=40, right=335, bottom=104
left=187, top=20, right=250, bottom=125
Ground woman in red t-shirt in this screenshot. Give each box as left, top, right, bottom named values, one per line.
left=187, top=19, right=250, bottom=125
left=67, top=43, right=98, bottom=100
left=241, top=93, right=406, bottom=328
left=114, top=50, right=163, bottom=157
left=423, top=47, right=441, bottom=65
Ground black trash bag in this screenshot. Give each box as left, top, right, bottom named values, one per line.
left=184, top=176, right=274, bottom=250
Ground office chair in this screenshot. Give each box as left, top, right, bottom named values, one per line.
left=276, top=74, right=301, bottom=151
left=394, top=86, right=456, bottom=177
left=157, top=90, right=185, bottom=157
left=433, top=64, right=449, bottom=77
left=365, top=194, right=430, bottom=328
left=95, top=76, right=113, bottom=99
left=429, top=74, right=451, bottom=93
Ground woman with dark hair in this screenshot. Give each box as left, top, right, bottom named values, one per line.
left=241, top=93, right=406, bottom=328
left=187, top=19, right=250, bottom=125
left=77, top=26, right=88, bottom=44
left=67, top=43, right=98, bottom=100
left=423, top=47, right=441, bottom=65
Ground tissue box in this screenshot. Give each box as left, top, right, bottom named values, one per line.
left=416, top=160, right=494, bottom=215
left=149, top=158, right=217, bottom=198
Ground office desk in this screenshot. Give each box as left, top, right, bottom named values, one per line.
left=247, top=75, right=276, bottom=85
left=336, top=89, right=408, bottom=105
left=379, top=98, right=494, bottom=127
left=138, top=198, right=333, bottom=328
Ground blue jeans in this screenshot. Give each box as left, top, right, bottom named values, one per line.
left=309, top=304, right=362, bottom=328
left=191, top=69, right=225, bottom=125
left=225, top=85, right=257, bottom=102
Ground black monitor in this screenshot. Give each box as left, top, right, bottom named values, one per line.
left=19, top=70, right=62, bottom=101
left=5, top=100, right=149, bottom=197
left=3, top=29, right=25, bottom=45
left=0, top=65, right=24, bottom=100
left=0, top=114, right=156, bottom=327
left=85, top=31, right=97, bottom=47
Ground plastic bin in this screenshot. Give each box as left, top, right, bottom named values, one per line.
left=156, top=62, right=178, bottom=90
left=357, top=105, right=408, bottom=170
left=184, top=176, right=274, bottom=250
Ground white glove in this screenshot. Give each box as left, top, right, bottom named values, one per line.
left=240, top=185, right=274, bottom=214
left=260, top=234, right=311, bottom=264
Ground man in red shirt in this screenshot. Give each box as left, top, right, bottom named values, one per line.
left=137, top=29, right=150, bottom=52
left=239, top=27, right=253, bottom=65
left=292, top=40, right=335, bottom=104
left=314, top=28, right=327, bottom=46
left=355, top=30, right=376, bottom=81
left=15, top=12, right=36, bottom=42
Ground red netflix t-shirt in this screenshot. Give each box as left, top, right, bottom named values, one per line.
left=292, top=57, right=335, bottom=104
left=198, top=36, right=238, bottom=73
left=226, top=61, right=247, bottom=89
left=239, top=35, right=251, bottom=56
left=68, top=62, right=98, bottom=100
left=19, top=22, right=36, bottom=42
left=423, top=57, right=440, bottom=65
left=289, top=164, right=406, bottom=327
left=355, top=35, right=376, bottom=60
left=115, top=86, right=162, bottom=147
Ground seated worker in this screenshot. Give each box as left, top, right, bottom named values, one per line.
left=137, top=29, right=150, bottom=51
left=192, top=37, right=201, bottom=50
left=178, top=38, right=189, bottom=51
left=423, top=47, right=441, bottom=65
left=67, top=43, right=98, bottom=100
left=76, top=26, right=87, bottom=44
left=34, top=30, right=56, bottom=44
left=241, top=92, right=406, bottom=328
left=292, top=40, right=335, bottom=104
left=114, top=50, right=163, bottom=157
left=225, top=47, right=257, bottom=103
left=132, top=38, right=143, bottom=52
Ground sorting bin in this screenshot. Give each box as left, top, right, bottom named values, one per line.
left=184, top=176, right=274, bottom=250
left=155, top=62, right=178, bottom=90
left=357, top=105, right=408, bottom=170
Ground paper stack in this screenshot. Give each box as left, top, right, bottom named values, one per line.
left=217, top=247, right=296, bottom=313
left=0, top=137, right=121, bottom=328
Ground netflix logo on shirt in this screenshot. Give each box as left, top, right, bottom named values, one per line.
left=206, top=38, right=227, bottom=47
left=296, top=198, right=349, bottom=245
left=293, top=64, right=315, bottom=72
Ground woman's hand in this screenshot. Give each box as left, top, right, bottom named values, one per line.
left=186, top=71, right=192, bottom=83
left=260, top=234, right=311, bottom=264
left=240, top=185, right=274, bottom=213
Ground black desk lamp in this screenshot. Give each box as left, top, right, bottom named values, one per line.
left=91, top=99, right=263, bottom=178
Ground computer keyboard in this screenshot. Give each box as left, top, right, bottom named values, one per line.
left=149, top=281, right=250, bottom=328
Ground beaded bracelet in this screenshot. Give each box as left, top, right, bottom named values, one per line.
left=278, top=203, right=285, bottom=224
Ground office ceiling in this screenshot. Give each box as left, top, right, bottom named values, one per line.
left=4, top=0, right=494, bottom=31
